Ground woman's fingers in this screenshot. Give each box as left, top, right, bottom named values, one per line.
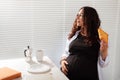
left=62, top=68, right=67, bottom=75
left=61, top=60, right=68, bottom=75
left=63, top=61, right=68, bottom=72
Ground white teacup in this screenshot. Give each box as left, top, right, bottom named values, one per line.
left=36, top=50, right=44, bottom=62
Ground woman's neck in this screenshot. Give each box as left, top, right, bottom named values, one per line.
left=80, top=27, right=87, bottom=36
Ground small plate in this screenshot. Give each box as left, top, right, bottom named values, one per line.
left=27, top=63, right=51, bottom=74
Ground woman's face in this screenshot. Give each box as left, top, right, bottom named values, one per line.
left=77, top=9, right=84, bottom=28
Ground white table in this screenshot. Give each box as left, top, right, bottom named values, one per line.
left=0, top=56, right=69, bottom=80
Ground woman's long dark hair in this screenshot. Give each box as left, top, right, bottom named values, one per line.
left=68, top=6, right=100, bottom=44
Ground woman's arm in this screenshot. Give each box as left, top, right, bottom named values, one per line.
left=60, top=38, right=70, bottom=75
left=61, top=39, right=70, bottom=59
left=99, top=40, right=110, bottom=67
left=100, top=40, right=108, bottom=61
left=61, top=31, right=79, bottom=59
left=60, top=31, right=80, bottom=74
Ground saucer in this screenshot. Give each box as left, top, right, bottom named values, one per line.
left=27, top=63, right=51, bottom=74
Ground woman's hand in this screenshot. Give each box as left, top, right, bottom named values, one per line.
left=100, top=40, right=108, bottom=61
left=61, top=59, right=68, bottom=75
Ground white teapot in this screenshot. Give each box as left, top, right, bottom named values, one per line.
left=24, top=46, right=34, bottom=64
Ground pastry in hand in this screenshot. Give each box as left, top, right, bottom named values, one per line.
left=98, top=28, right=108, bottom=43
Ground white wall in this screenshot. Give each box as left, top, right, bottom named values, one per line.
left=0, top=0, right=34, bottom=58
left=114, top=0, right=120, bottom=80
left=32, top=0, right=64, bottom=66
left=0, top=0, right=64, bottom=67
